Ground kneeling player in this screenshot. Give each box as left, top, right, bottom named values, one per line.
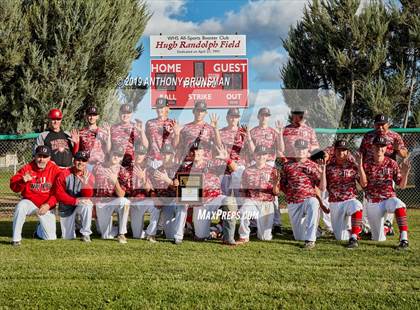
left=364, top=136, right=410, bottom=249
left=55, top=151, right=95, bottom=241
left=320, top=140, right=367, bottom=248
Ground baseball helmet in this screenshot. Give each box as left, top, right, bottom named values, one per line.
left=48, top=109, right=63, bottom=120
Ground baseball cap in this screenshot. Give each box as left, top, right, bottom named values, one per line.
left=374, top=113, right=389, bottom=124
left=258, top=107, right=271, bottom=116
left=161, top=143, right=175, bottom=154
left=74, top=151, right=90, bottom=161
left=35, top=145, right=51, bottom=157
left=291, top=107, right=305, bottom=114
left=120, top=103, right=133, bottom=114
left=227, top=108, right=241, bottom=117
left=254, top=145, right=270, bottom=155
left=156, top=98, right=169, bottom=108
left=134, top=144, right=148, bottom=155
left=294, top=139, right=309, bottom=150
left=334, top=140, right=349, bottom=149
left=373, top=136, right=388, bottom=146
left=48, top=109, right=63, bottom=120
left=111, top=145, right=125, bottom=156
left=85, top=106, right=98, bottom=115
left=193, top=101, right=207, bottom=111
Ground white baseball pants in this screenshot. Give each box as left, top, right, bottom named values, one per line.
left=95, top=197, right=130, bottom=239
left=60, top=202, right=93, bottom=239
left=161, top=203, right=188, bottom=241
left=192, top=195, right=226, bottom=239
left=239, top=199, right=275, bottom=241
left=130, top=199, right=160, bottom=238
left=329, top=198, right=362, bottom=241
left=288, top=197, right=320, bottom=242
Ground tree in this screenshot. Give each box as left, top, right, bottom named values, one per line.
left=0, top=0, right=150, bottom=134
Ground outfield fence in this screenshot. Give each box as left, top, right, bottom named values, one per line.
left=0, top=129, right=419, bottom=215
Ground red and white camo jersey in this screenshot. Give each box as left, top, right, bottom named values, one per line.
left=283, top=123, right=319, bottom=158
left=364, top=157, right=402, bottom=202
left=145, top=118, right=176, bottom=160
left=93, top=164, right=131, bottom=198
left=323, top=146, right=356, bottom=164
left=129, top=164, right=149, bottom=200
left=359, top=130, right=406, bottom=161
left=79, top=127, right=108, bottom=164
left=110, top=122, right=140, bottom=161
left=241, top=164, right=277, bottom=202
left=280, top=159, right=320, bottom=204
left=326, top=158, right=359, bottom=202
left=250, top=126, right=278, bottom=161
left=177, top=160, right=222, bottom=203
left=219, top=126, right=247, bottom=166
left=178, top=122, right=216, bottom=162
left=148, top=164, right=179, bottom=203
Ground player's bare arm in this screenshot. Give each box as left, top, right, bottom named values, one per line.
left=210, top=113, right=223, bottom=149
left=354, top=152, right=368, bottom=188
left=399, top=158, right=411, bottom=189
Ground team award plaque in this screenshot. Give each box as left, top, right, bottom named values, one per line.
left=176, top=173, right=203, bottom=203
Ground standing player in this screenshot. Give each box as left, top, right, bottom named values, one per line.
left=280, top=139, right=325, bottom=249
left=359, top=113, right=408, bottom=235
left=10, top=146, right=61, bottom=245
left=78, top=106, right=111, bottom=170
left=238, top=145, right=279, bottom=243
left=55, top=151, right=95, bottom=241
left=363, top=136, right=410, bottom=249
left=111, top=103, right=148, bottom=169
left=35, top=109, right=79, bottom=168
left=93, top=146, right=131, bottom=243
left=145, top=98, right=181, bottom=169
left=320, top=140, right=367, bottom=248
left=250, top=107, right=284, bottom=235
left=129, top=144, right=160, bottom=242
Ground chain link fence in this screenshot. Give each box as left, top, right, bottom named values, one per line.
left=1, top=129, right=419, bottom=215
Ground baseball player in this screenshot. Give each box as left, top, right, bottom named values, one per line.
left=129, top=144, right=160, bottom=242
left=35, top=109, right=79, bottom=168
left=111, top=103, right=148, bottom=169
left=363, top=136, right=410, bottom=249
left=10, top=145, right=61, bottom=245
left=93, top=145, right=131, bottom=243
left=78, top=106, right=111, bottom=170
left=280, top=139, right=326, bottom=249
left=359, top=113, right=408, bottom=236
left=238, top=145, right=279, bottom=243
left=145, top=98, right=181, bottom=169
left=249, top=107, right=284, bottom=235
left=319, top=140, right=367, bottom=248
left=176, top=143, right=236, bottom=243
left=54, top=151, right=95, bottom=241
left=177, top=100, right=222, bottom=163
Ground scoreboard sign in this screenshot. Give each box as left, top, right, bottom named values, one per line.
left=150, top=59, right=248, bottom=109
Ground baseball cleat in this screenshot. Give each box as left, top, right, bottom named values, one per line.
left=81, top=235, right=91, bottom=242
left=396, top=239, right=409, bottom=250
left=249, top=227, right=257, bottom=237
left=12, top=241, right=21, bottom=247
left=303, top=241, right=316, bottom=249
left=347, top=237, right=358, bottom=249
left=272, top=225, right=283, bottom=236
left=173, top=239, right=182, bottom=245
left=147, top=236, right=157, bottom=243
left=384, top=220, right=395, bottom=236
left=117, top=234, right=127, bottom=244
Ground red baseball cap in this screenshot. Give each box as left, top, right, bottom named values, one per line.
left=48, top=109, right=63, bottom=120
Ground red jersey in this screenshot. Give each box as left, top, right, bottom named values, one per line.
left=55, top=168, right=95, bottom=206
left=10, top=160, right=61, bottom=208
left=326, top=158, right=359, bottom=202
left=129, top=163, right=150, bottom=200
left=364, top=157, right=401, bottom=202
left=250, top=126, right=278, bottom=161
left=241, top=164, right=277, bottom=202
left=177, top=160, right=222, bottom=203
left=280, top=159, right=320, bottom=204
left=93, top=164, right=131, bottom=198
left=283, top=123, right=319, bottom=158
left=145, top=118, right=176, bottom=160
left=359, top=130, right=406, bottom=161
left=179, top=122, right=215, bottom=162
left=219, top=126, right=247, bottom=165
left=110, top=122, right=140, bottom=161
left=79, top=127, right=109, bottom=164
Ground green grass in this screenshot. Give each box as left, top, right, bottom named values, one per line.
left=0, top=211, right=419, bottom=309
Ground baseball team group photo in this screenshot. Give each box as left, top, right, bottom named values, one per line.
left=1, top=0, right=419, bottom=309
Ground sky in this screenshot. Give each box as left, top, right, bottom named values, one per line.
left=128, top=0, right=311, bottom=127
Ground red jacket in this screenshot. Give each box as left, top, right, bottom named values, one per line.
left=55, top=167, right=95, bottom=206
left=10, top=160, right=61, bottom=208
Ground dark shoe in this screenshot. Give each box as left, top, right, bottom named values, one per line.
left=250, top=226, right=257, bottom=237
left=303, top=241, right=316, bottom=249
left=396, top=239, right=409, bottom=250
left=347, top=237, right=358, bottom=249
left=384, top=220, right=395, bottom=236
left=272, top=225, right=283, bottom=236
left=12, top=241, right=21, bottom=247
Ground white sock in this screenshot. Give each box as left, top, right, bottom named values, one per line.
left=400, top=231, right=408, bottom=241
left=351, top=233, right=358, bottom=240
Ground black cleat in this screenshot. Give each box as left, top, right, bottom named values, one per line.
left=396, top=240, right=409, bottom=250
left=384, top=220, right=395, bottom=236
left=250, top=226, right=257, bottom=237
left=347, top=237, right=359, bottom=249
left=272, top=225, right=283, bottom=236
